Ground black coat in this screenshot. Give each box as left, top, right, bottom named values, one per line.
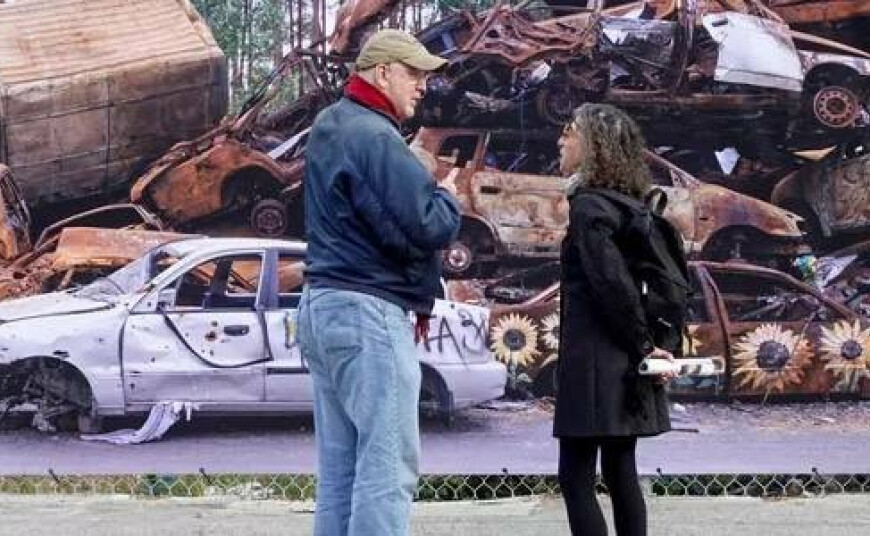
left=553, top=189, right=671, bottom=438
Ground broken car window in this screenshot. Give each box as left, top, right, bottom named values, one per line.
left=165, top=254, right=263, bottom=311
left=438, top=135, right=479, bottom=167
left=709, top=269, right=841, bottom=323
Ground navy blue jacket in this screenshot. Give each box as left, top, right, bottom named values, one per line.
left=303, top=98, right=461, bottom=314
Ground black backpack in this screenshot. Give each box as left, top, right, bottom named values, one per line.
left=589, top=187, right=691, bottom=356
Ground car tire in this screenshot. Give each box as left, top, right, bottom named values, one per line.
left=419, top=368, right=454, bottom=427
left=250, top=198, right=289, bottom=237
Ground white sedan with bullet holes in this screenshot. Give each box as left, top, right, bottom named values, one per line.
left=0, top=238, right=506, bottom=434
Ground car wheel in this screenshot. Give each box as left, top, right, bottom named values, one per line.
left=419, top=368, right=453, bottom=426
left=812, top=85, right=862, bottom=129
left=250, top=199, right=288, bottom=237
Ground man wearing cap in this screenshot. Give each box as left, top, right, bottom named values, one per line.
left=297, top=29, right=460, bottom=536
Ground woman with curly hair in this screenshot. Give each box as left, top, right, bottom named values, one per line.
left=555, top=103, right=679, bottom=536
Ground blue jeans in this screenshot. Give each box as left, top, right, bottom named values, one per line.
left=298, top=286, right=421, bottom=536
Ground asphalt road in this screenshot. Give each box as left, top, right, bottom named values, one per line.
left=3, top=495, right=870, bottom=536
left=2, top=402, right=869, bottom=475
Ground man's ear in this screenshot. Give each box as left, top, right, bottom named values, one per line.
left=373, top=64, right=390, bottom=90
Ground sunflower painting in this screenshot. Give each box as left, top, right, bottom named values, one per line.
left=490, top=313, right=541, bottom=368
left=682, top=325, right=703, bottom=357
left=732, top=324, right=813, bottom=392
left=819, top=319, right=870, bottom=392
left=541, top=312, right=560, bottom=351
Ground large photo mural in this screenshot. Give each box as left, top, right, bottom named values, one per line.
left=2, top=0, right=870, bottom=447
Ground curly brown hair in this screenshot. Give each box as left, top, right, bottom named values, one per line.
left=570, top=103, right=651, bottom=200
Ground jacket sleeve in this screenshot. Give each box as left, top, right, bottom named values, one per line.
left=346, top=130, right=461, bottom=260
left=570, top=194, right=654, bottom=361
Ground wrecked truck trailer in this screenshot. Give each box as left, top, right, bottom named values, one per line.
left=485, top=259, right=870, bottom=400
left=129, top=53, right=336, bottom=237
left=410, top=126, right=807, bottom=278
left=0, top=0, right=228, bottom=207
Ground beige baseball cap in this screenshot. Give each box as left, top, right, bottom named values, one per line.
left=355, top=29, right=447, bottom=72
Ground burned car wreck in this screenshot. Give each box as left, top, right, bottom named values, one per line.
left=415, top=0, right=870, bottom=152
left=482, top=260, right=870, bottom=400
left=0, top=237, right=505, bottom=433
left=411, top=126, right=806, bottom=277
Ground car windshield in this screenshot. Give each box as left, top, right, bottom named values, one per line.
left=73, top=243, right=188, bottom=301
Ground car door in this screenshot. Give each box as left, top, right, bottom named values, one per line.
left=467, top=132, right=570, bottom=255
left=701, top=12, right=803, bottom=92
left=122, top=250, right=269, bottom=404
left=667, top=265, right=729, bottom=398
left=706, top=265, right=852, bottom=398
left=262, top=250, right=313, bottom=406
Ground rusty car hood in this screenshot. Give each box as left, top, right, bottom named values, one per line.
left=0, top=291, right=114, bottom=325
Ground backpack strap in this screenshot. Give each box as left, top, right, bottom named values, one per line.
left=644, top=187, right=668, bottom=216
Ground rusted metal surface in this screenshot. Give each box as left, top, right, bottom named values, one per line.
left=764, top=0, right=870, bottom=24
left=0, top=0, right=227, bottom=206
left=0, top=227, right=189, bottom=302
left=456, top=6, right=599, bottom=66
left=412, top=126, right=805, bottom=277
left=772, top=149, right=870, bottom=241
left=486, top=260, right=869, bottom=399
left=50, top=228, right=189, bottom=272
left=129, top=54, right=331, bottom=234
left=0, top=164, right=31, bottom=261
left=330, top=0, right=402, bottom=55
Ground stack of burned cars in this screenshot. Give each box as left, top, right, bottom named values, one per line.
left=6, top=0, right=870, bottom=420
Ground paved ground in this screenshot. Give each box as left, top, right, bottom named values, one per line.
left=2, top=401, right=870, bottom=475
left=1, top=494, right=868, bottom=535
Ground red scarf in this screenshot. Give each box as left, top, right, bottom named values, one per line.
left=344, top=74, right=400, bottom=125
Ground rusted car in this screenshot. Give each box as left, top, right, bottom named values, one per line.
left=416, top=1, right=870, bottom=150
left=772, top=142, right=870, bottom=251
left=0, top=237, right=505, bottom=433
left=486, top=260, right=870, bottom=401
left=0, top=203, right=170, bottom=301
left=0, top=227, right=189, bottom=302
left=0, top=164, right=32, bottom=261
left=411, top=126, right=805, bottom=277
left=129, top=54, right=337, bottom=238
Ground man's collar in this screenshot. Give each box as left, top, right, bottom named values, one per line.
left=344, top=74, right=401, bottom=126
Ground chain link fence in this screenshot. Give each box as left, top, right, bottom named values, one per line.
left=0, top=472, right=868, bottom=501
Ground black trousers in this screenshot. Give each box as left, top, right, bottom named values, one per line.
left=558, top=437, right=646, bottom=536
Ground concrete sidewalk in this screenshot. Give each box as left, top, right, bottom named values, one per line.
left=1, top=494, right=868, bottom=535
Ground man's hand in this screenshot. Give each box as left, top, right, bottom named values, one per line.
left=440, top=167, right=460, bottom=197
left=646, top=346, right=679, bottom=383
left=414, top=313, right=431, bottom=345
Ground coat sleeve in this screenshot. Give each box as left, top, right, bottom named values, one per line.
left=346, top=130, right=461, bottom=260
left=570, top=194, right=655, bottom=361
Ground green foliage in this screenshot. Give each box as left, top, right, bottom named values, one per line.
left=192, top=0, right=292, bottom=110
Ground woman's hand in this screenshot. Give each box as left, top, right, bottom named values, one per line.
left=646, top=346, right=679, bottom=383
